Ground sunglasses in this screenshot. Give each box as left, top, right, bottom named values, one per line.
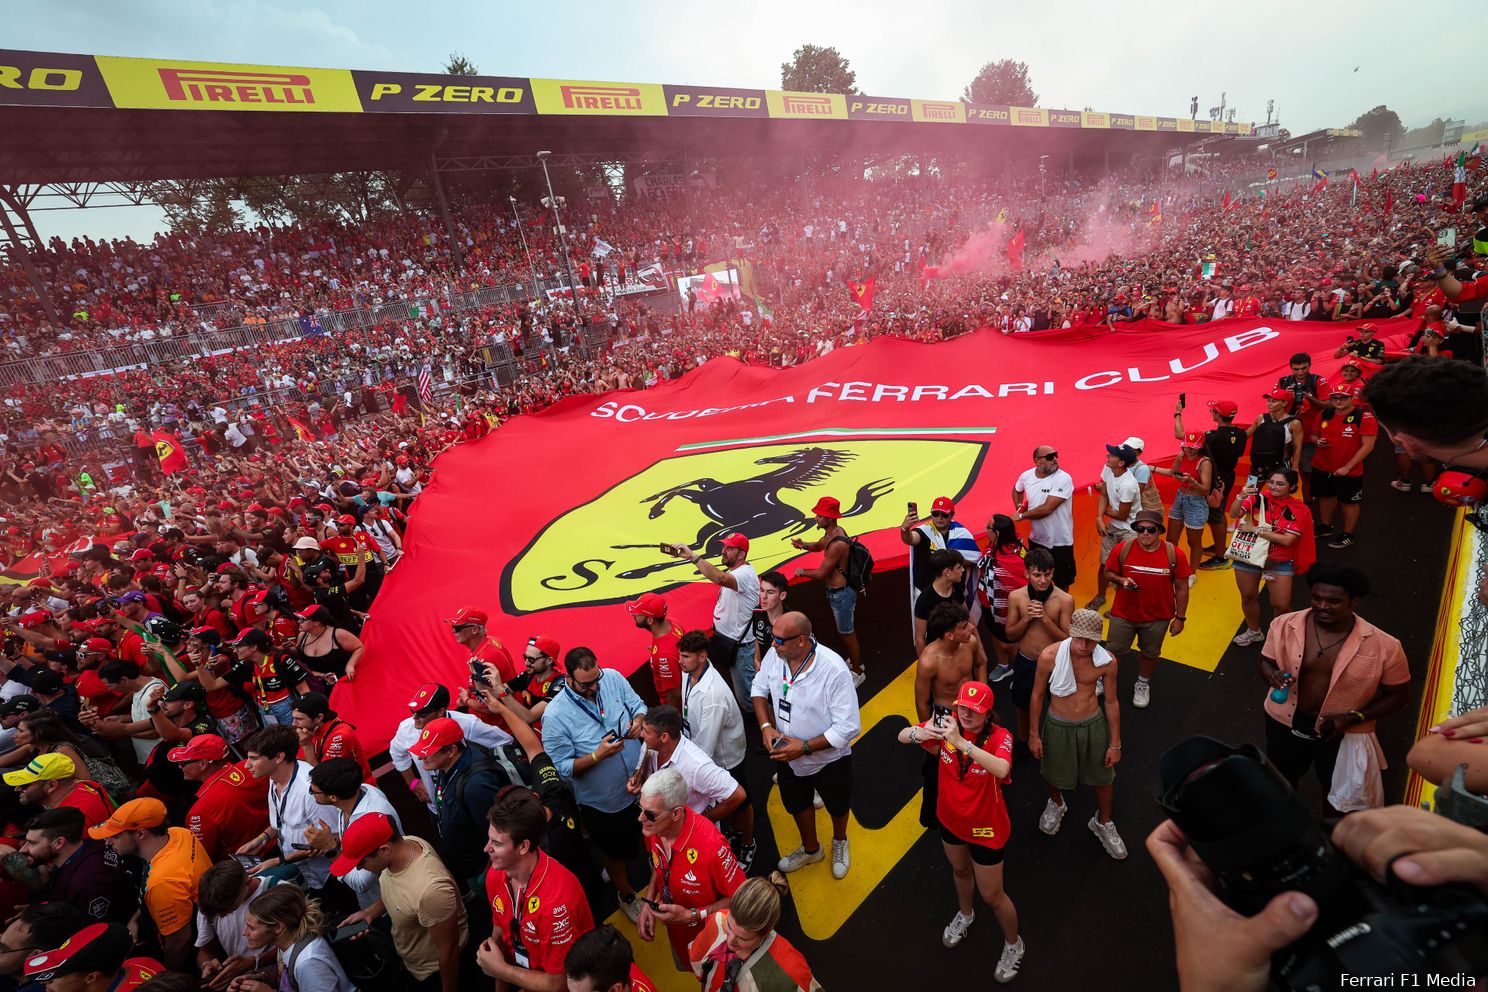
left=641, top=805, right=679, bottom=822
left=1133, top=525, right=1162, bottom=534
left=572, top=676, right=602, bottom=691
left=771, top=632, right=804, bottom=645
left=522, top=655, right=544, bottom=664
left=930, top=511, right=950, bottom=519
left=1038, top=452, right=1058, bottom=460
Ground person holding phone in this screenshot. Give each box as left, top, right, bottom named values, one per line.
left=1227, top=469, right=1315, bottom=648
left=897, top=681, right=1025, bottom=980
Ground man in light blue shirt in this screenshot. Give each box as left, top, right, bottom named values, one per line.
left=540, top=647, right=646, bottom=920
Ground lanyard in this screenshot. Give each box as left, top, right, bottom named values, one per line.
left=566, top=683, right=608, bottom=728
left=271, top=763, right=299, bottom=829
left=506, top=854, right=549, bottom=946
left=955, top=726, right=992, bottom=780
left=780, top=642, right=817, bottom=700
left=655, top=814, right=695, bottom=904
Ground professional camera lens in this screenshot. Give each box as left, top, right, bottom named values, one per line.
left=1158, top=736, right=1350, bottom=915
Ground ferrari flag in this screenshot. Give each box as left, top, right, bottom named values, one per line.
left=151, top=430, right=188, bottom=474
left=846, top=276, right=875, bottom=312
left=339, top=317, right=1407, bottom=749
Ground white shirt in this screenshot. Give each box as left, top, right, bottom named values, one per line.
left=1281, top=301, right=1310, bottom=321
left=751, top=641, right=860, bottom=775
left=1014, top=467, right=1075, bottom=547
left=712, top=562, right=759, bottom=641
left=269, top=760, right=331, bottom=888
left=644, top=736, right=738, bottom=814
left=129, top=678, right=166, bottom=764
left=389, top=710, right=512, bottom=812
left=331, top=784, right=403, bottom=907
left=195, top=876, right=283, bottom=956
left=680, top=663, right=746, bottom=771
left=278, top=936, right=354, bottom=992
left=1099, top=466, right=1141, bottom=535
left=1210, top=297, right=1234, bottom=321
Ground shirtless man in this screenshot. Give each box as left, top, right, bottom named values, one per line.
left=792, top=496, right=862, bottom=683
left=912, top=602, right=987, bottom=828
left=1002, top=548, right=1073, bottom=745
left=1027, top=608, right=1127, bottom=860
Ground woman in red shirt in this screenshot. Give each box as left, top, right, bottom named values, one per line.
left=897, top=680, right=1025, bottom=983
left=1227, top=467, right=1316, bottom=647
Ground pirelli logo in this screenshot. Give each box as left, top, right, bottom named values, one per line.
left=561, top=84, right=643, bottom=111
left=919, top=101, right=957, bottom=120
left=158, top=68, right=316, bottom=105
left=1015, top=109, right=1043, bottom=124
left=782, top=94, right=834, bottom=115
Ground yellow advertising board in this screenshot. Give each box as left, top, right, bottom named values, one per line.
left=95, top=56, right=362, bottom=112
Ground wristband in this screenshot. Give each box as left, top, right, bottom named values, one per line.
left=760, top=722, right=773, bottom=731
left=589, top=750, right=598, bottom=762
left=1432, top=267, right=1448, bottom=279
left=1174, top=615, right=1186, bottom=620
left=1109, top=744, right=1122, bottom=750
left=1349, top=710, right=1366, bottom=724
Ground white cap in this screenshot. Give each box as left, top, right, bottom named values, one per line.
left=1121, top=436, right=1145, bottom=451
left=293, top=537, right=322, bottom=551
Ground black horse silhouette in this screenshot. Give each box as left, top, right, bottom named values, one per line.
left=612, top=447, right=892, bottom=580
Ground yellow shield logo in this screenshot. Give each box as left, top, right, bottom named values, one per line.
left=686, top=848, right=699, bottom=864
left=501, top=440, right=986, bottom=613
left=526, top=895, right=540, bottom=914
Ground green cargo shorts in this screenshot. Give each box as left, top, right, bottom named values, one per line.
left=1040, top=710, right=1115, bottom=790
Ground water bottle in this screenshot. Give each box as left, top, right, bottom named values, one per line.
left=1269, top=672, right=1293, bottom=704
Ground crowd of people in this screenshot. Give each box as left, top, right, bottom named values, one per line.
left=0, top=143, right=1484, bottom=990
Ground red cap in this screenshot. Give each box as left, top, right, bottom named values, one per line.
left=407, top=683, right=450, bottom=712
left=931, top=496, right=956, bottom=515
left=127, top=549, right=154, bottom=562
left=445, top=606, right=487, bottom=627
left=24, top=923, right=131, bottom=982
left=247, top=503, right=267, bottom=514
left=167, top=734, right=228, bottom=762
left=330, top=812, right=395, bottom=877
left=625, top=593, right=667, bottom=620
left=288, top=496, right=308, bottom=508
left=80, top=637, right=114, bottom=654
left=954, top=680, right=993, bottom=714
left=314, top=503, right=335, bottom=514
left=1207, top=399, right=1239, bottom=417
left=811, top=497, right=843, bottom=519
left=530, top=634, right=561, bottom=660
left=337, top=514, right=358, bottom=525
left=1358, top=322, right=1377, bottom=333
left=1182, top=431, right=1206, bottom=447
left=16, top=612, right=49, bottom=629
left=408, top=716, right=464, bottom=757
left=1331, top=381, right=1364, bottom=398
left=721, top=533, right=750, bottom=552
left=1264, top=388, right=1293, bottom=402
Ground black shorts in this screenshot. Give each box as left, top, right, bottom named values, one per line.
left=983, top=616, right=1011, bottom=644
left=579, top=803, right=642, bottom=862
left=726, top=761, right=752, bottom=805
left=777, top=754, right=853, bottom=817
left=1310, top=470, right=1364, bottom=504
left=1011, top=652, right=1039, bottom=711
left=936, top=823, right=1006, bottom=866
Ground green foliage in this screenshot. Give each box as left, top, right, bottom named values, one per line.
left=963, top=59, right=1037, bottom=106
left=780, top=44, right=858, bottom=94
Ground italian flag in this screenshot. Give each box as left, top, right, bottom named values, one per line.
left=1453, top=151, right=1467, bottom=211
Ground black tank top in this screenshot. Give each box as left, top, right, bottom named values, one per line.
left=296, top=628, right=353, bottom=678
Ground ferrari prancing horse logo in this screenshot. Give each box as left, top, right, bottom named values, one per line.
left=500, top=440, right=987, bottom=614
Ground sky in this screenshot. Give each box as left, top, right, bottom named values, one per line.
left=7, top=0, right=1480, bottom=242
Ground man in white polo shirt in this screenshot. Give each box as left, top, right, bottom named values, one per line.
left=1013, top=447, right=1076, bottom=587
left=752, top=611, right=861, bottom=881
left=628, top=706, right=746, bottom=835
left=675, top=533, right=759, bottom=708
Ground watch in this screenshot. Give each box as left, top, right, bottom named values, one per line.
left=802, top=739, right=813, bottom=756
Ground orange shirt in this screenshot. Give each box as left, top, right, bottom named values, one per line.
left=144, top=827, right=211, bottom=936
left=1261, top=609, right=1409, bottom=735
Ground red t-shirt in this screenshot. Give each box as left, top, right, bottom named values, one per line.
left=485, top=851, right=594, bottom=976
left=1239, top=495, right=1307, bottom=564
left=1104, top=541, right=1192, bottom=623
left=644, top=809, right=743, bottom=959
left=187, top=762, right=270, bottom=861
left=630, top=964, right=659, bottom=992
left=918, top=723, right=1015, bottom=848
left=309, top=720, right=372, bottom=782
left=1312, top=408, right=1376, bottom=476
left=649, top=621, right=684, bottom=697
left=56, top=779, right=114, bottom=828
left=115, top=957, right=167, bottom=991
left=1279, top=373, right=1328, bottom=434
left=74, top=670, right=124, bottom=715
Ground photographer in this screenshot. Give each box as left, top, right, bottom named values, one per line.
left=1147, top=805, right=1488, bottom=992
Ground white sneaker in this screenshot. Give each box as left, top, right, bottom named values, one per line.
left=1132, top=680, right=1150, bottom=709
left=813, top=791, right=824, bottom=809
left=831, top=838, right=850, bottom=879
left=618, top=893, right=642, bottom=923
left=942, top=910, right=975, bottom=948
left=851, top=669, right=866, bottom=689
left=1038, top=797, right=1067, bottom=835
left=777, top=845, right=825, bottom=872
left=995, top=938, right=1026, bottom=983
left=1088, top=816, right=1128, bottom=860
left=1231, top=627, right=1265, bottom=647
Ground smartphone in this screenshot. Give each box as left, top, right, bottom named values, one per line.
left=333, top=920, right=371, bottom=942
left=469, top=659, right=491, bottom=687
left=1438, top=228, right=1457, bottom=248
left=1246, top=474, right=1258, bottom=489
left=602, top=731, right=619, bottom=743
left=908, top=501, right=918, bottom=517
left=636, top=895, right=662, bottom=911
left=1178, top=392, right=1186, bottom=409
left=289, top=843, right=313, bottom=852
left=770, top=735, right=788, bottom=750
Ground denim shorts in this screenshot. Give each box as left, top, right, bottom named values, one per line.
left=825, top=584, right=857, bottom=635
left=1168, top=492, right=1209, bottom=529
left=1234, top=559, right=1295, bottom=578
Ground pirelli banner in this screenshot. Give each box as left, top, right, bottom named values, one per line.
left=0, top=49, right=1254, bottom=135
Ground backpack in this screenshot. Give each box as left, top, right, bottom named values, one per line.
left=830, top=534, right=875, bottom=596
left=286, top=929, right=400, bottom=990
left=1250, top=415, right=1294, bottom=468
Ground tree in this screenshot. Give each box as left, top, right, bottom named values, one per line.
left=444, top=52, right=478, bottom=76
left=963, top=59, right=1037, bottom=107
left=144, top=179, right=242, bottom=236
left=1347, top=105, right=1403, bottom=151
left=780, top=45, right=857, bottom=94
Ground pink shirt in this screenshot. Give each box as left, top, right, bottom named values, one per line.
left=1261, top=610, right=1409, bottom=735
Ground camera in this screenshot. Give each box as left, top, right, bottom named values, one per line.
left=1158, top=736, right=1488, bottom=990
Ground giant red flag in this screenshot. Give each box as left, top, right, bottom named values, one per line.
left=150, top=431, right=188, bottom=475
left=1005, top=229, right=1025, bottom=272
left=846, top=276, right=875, bottom=312
left=337, top=317, right=1411, bottom=750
